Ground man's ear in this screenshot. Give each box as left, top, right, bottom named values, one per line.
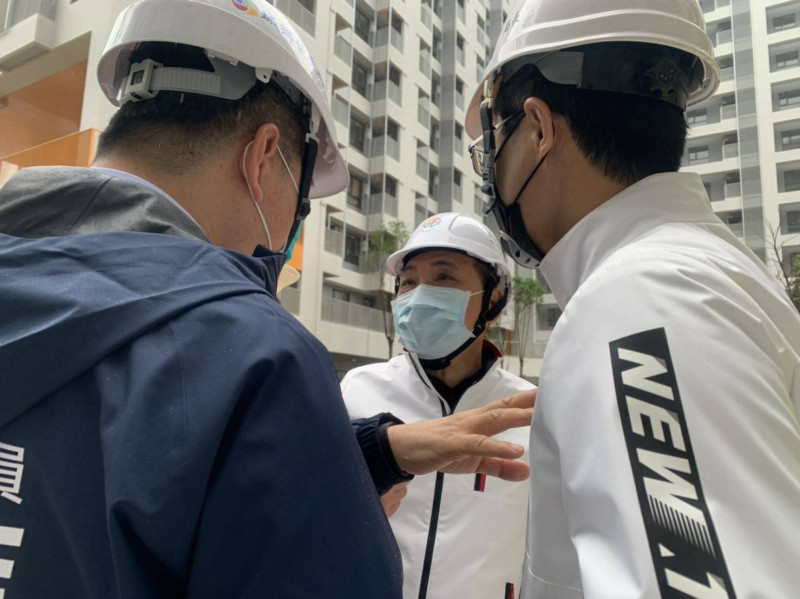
left=242, top=123, right=281, bottom=204
left=523, top=96, right=555, bottom=158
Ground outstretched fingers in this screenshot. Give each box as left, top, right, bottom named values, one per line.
left=474, top=457, right=530, bottom=482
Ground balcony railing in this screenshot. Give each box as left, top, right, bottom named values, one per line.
left=371, top=136, right=400, bottom=160
left=725, top=181, right=741, bottom=198
left=716, top=29, right=732, bottom=45
left=368, top=192, right=399, bottom=216
left=474, top=193, right=485, bottom=214
left=421, top=4, right=432, bottom=29
left=722, top=143, right=739, bottom=159
left=391, top=30, right=403, bottom=52
left=375, top=27, right=389, bottom=47
left=419, top=52, right=432, bottom=77
left=721, top=103, right=737, bottom=120
left=270, top=0, right=315, bottom=35
left=456, top=2, right=465, bottom=23
left=456, top=47, right=464, bottom=66
left=418, top=99, right=430, bottom=126
left=455, top=91, right=464, bottom=110
left=720, top=66, right=734, bottom=81
left=334, top=35, right=352, bottom=64
left=416, top=155, right=428, bottom=179
left=325, top=228, right=344, bottom=254
left=726, top=221, right=744, bottom=237
left=454, top=137, right=464, bottom=156
left=321, top=296, right=385, bottom=332
left=333, top=96, right=349, bottom=125
left=3, top=0, right=56, bottom=30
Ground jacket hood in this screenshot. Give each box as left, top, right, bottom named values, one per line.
left=0, top=168, right=287, bottom=427
left=0, top=166, right=209, bottom=241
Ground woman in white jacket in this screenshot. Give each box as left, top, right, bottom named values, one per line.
left=342, top=213, right=534, bottom=599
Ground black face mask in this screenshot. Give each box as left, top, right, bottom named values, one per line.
left=476, top=102, right=546, bottom=269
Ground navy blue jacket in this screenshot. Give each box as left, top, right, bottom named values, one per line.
left=0, top=168, right=402, bottom=598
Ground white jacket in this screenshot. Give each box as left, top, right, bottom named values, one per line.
left=342, top=346, right=534, bottom=599
left=524, top=172, right=800, bottom=599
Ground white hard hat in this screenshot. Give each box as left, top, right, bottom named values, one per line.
left=387, top=213, right=512, bottom=296
left=466, top=0, right=720, bottom=138
left=97, top=0, right=348, bottom=199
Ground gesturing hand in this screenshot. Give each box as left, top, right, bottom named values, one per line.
left=386, top=390, right=535, bottom=481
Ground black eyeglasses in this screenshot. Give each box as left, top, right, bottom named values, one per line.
left=467, top=110, right=524, bottom=176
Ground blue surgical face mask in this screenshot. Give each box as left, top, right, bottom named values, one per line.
left=391, top=284, right=483, bottom=360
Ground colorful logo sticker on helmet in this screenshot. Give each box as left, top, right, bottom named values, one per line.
left=232, top=0, right=259, bottom=16
left=421, top=217, right=442, bottom=232
left=231, top=0, right=324, bottom=90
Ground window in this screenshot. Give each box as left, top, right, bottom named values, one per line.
left=723, top=211, right=742, bottom=226
left=348, top=173, right=366, bottom=211
left=385, top=176, right=398, bottom=197
left=787, top=209, right=800, bottom=233
left=431, top=76, right=441, bottom=107
left=718, top=55, right=733, bottom=80
left=686, top=109, right=708, bottom=125
left=352, top=62, right=369, bottom=97
left=432, top=29, right=442, bottom=61
left=454, top=169, right=462, bottom=187
left=355, top=8, right=371, bottom=41
left=543, top=307, right=562, bottom=329
left=776, top=50, right=800, bottom=70
left=782, top=128, right=800, bottom=150
left=456, top=35, right=465, bottom=65
left=428, top=166, right=439, bottom=198
left=779, top=89, right=800, bottom=108
left=344, top=231, right=362, bottom=265
left=430, top=120, right=440, bottom=152
left=785, top=168, right=800, bottom=191
left=774, top=13, right=796, bottom=32
left=332, top=288, right=350, bottom=302
left=349, top=116, right=367, bottom=153
left=688, top=145, right=710, bottom=164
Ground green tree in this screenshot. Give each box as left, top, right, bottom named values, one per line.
left=369, top=219, right=410, bottom=358
left=513, top=276, right=544, bottom=377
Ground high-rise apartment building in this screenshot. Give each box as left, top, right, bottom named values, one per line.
left=683, top=0, right=800, bottom=282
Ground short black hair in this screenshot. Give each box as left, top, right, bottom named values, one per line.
left=95, top=42, right=307, bottom=174
left=494, top=43, right=690, bottom=185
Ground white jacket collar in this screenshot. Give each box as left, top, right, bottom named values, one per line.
left=405, top=340, right=505, bottom=411
left=539, top=172, right=717, bottom=310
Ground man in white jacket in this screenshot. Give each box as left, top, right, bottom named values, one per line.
left=343, top=213, right=534, bottom=599
left=465, top=0, right=800, bottom=597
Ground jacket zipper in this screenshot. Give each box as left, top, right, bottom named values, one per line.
left=417, top=395, right=448, bottom=599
